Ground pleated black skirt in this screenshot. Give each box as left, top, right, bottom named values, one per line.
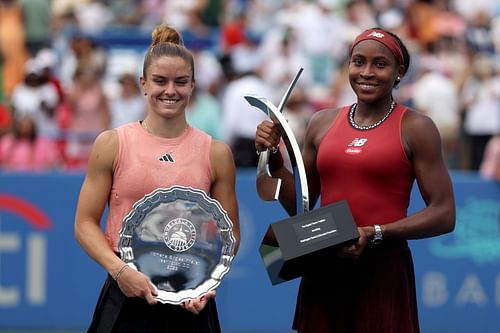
left=87, top=276, right=221, bottom=333
left=293, top=240, right=420, bottom=333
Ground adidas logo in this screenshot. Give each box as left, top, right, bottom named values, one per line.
left=159, top=153, right=174, bottom=163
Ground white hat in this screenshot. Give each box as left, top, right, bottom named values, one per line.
left=24, top=59, right=43, bottom=75
left=36, top=48, right=57, bottom=69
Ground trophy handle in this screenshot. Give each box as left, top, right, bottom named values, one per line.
left=244, top=95, right=309, bottom=215
left=256, top=149, right=282, bottom=201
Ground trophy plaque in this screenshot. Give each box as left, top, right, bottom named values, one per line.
left=245, top=68, right=359, bottom=285
left=118, top=186, right=236, bottom=304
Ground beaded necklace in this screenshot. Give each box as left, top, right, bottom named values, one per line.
left=349, top=101, right=396, bottom=130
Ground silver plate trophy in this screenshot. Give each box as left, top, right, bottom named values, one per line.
left=245, top=68, right=359, bottom=285
left=118, top=186, right=236, bottom=304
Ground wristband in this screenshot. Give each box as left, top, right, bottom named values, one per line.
left=268, top=150, right=284, bottom=172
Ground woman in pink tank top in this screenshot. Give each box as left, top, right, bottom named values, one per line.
left=74, top=24, right=240, bottom=333
left=255, top=28, right=455, bottom=333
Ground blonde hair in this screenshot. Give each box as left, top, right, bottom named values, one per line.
left=142, top=25, right=195, bottom=80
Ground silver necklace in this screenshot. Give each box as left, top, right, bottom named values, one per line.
left=349, top=101, right=396, bottom=130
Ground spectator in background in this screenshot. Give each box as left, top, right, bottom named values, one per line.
left=0, top=102, right=12, bottom=137
left=221, top=47, right=270, bottom=167
left=259, top=25, right=313, bottom=102
left=0, top=0, right=29, bottom=98
left=461, top=53, right=500, bottom=170
left=19, top=0, right=52, bottom=56
left=464, top=10, right=496, bottom=55
left=480, top=134, right=500, bottom=180
left=109, top=72, right=146, bottom=129
left=9, top=58, right=60, bottom=139
left=64, top=65, right=109, bottom=170
left=281, top=90, right=313, bottom=149
left=186, top=87, right=224, bottom=141
left=73, top=0, right=113, bottom=35
left=162, top=0, right=210, bottom=36
left=412, top=60, right=461, bottom=167
left=107, top=0, right=142, bottom=27
left=0, top=115, right=61, bottom=171
left=0, top=52, right=4, bottom=103
left=60, top=33, right=107, bottom=87
left=36, top=48, right=65, bottom=103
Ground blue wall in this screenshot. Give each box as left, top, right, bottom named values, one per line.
left=0, top=170, right=498, bottom=332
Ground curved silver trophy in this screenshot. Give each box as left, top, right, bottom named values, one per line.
left=244, top=67, right=308, bottom=214
left=118, top=186, right=236, bottom=304
left=245, top=68, right=359, bottom=285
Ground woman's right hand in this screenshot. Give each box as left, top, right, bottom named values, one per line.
left=255, top=120, right=282, bottom=153
left=116, top=267, right=158, bottom=305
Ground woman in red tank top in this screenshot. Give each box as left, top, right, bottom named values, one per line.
left=74, top=24, right=240, bottom=333
left=255, top=27, right=455, bottom=333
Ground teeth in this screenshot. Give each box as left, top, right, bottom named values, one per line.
left=160, top=99, right=177, bottom=104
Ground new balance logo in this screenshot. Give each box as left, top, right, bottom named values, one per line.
left=348, top=138, right=368, bottom=147
left=159, top=153, right=174, bottom=163
left=368, top=31, right=385, bottom=38
left=345, top=138, right=368, bottom=154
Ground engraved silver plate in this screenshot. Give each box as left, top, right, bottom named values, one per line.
left=118, top=186, right=235, bottom=304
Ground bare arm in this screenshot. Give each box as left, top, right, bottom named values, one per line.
left=369, top=111, right=456, bottom=240
left=210, top=140, right=240, bottom=253
left=74, top=130, right=120, bottom=274
left=74, top=130, right=158, bottom=304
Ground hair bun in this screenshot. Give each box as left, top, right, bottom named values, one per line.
left=151, top=25, right=183, bottom=47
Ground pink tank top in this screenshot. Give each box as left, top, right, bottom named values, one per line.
left=105, top=122, right=212, bottom=251
left=316, top=104, right=414, bottom=227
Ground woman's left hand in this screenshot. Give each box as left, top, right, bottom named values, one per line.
left=180, top=290, right=216, bottom=314
left=337, top=227, right=371, bottom=258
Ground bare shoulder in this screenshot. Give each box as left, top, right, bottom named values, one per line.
left=401, top=107, right=442, bottom=158
left=307, top=107, right=342, bottom=146
left=209, top=139, right=236, bottom=183
left=309, top=107, right=341, bottom=125
left=403, top=107, right=437, bottom=128
left=402, top=107, right=440, bottom=139
left=210, top=139, right=233, bottom=160
left=88, top=129, right=119, bottom=172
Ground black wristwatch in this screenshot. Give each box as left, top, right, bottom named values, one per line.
left=371, top=224, right=383, bottom=244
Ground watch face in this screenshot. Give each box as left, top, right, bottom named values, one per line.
left=371, top=225, right=382, bottom=244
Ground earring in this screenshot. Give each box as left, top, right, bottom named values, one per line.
left=144, top=92, right=147, bottom=96
left=397, top=77, right=401, bottom=81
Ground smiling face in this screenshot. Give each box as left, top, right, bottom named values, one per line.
left=348, top=40, right=404, bottom=104
left=140, top=55, right=194, bottom=119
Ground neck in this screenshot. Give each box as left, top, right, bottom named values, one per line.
left=355, top=97, right=394, bottom=116
left=142, top=117, right=189, bottom=138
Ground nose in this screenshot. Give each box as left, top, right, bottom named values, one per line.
left=359, top=64, right=374, bottom=78
left=164, top=81, right=176, bottom=95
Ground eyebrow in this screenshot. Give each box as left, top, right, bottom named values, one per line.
left=150, top=74, right=191, bottom=80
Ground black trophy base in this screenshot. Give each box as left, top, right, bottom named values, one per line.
left=259, top=200, right=359, bottom=285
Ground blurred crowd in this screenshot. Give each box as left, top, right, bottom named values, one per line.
left=0, top=0, right=499, bottom=179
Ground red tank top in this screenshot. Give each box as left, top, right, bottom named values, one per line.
left=105, top=122, right=212, bottom=251
left=316, top=103, right=414, bottom=227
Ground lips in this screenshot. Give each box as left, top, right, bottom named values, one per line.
left=357, top=82, right=379, bottom=92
